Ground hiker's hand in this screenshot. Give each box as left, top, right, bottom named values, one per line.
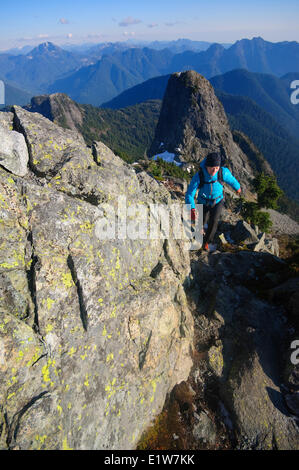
left=190, top=209, right=196, bottom=233
left=236, top=188, right=241, bottom=196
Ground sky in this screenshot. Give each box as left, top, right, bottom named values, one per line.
left=0, top=0, right=298, bottom=51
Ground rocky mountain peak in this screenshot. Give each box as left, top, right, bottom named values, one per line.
left=24, top=93, right=83, bottom=130
left=207, top=43, right=225, bottom=54
left=27, top=42, right=65, bottom=59
left=149, top=70, right=254, bottom=195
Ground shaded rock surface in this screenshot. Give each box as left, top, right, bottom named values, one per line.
left=186, top=250, right=299, bottom=450
left=231, top=220, right=259, bottom=245
left=0, top=108, right=194, bottom=450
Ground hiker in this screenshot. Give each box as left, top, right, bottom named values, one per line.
left=185, top=152, right=241, bottom=251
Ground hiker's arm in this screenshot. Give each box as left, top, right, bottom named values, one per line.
left=222, top=167, right=241, bottom=192
left=185, top=173, right=200, bottom=210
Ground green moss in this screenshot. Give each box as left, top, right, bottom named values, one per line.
left=136, top=409, right=170, bottom=450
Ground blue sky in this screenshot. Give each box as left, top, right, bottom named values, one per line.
left=0, top=0, right=298, bottom=51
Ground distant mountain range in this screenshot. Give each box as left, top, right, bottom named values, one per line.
left=101, top=74, right=171, bottom=108
left=1, top=37, right=299, bottom=105
left=209, top=69, right=299, bottom=140
left=0, top=45, right=35, bottom=55
left=170, top=37, right=299, bottom=76
left=48, top=48, right=174, bottom=105
left=0, top=42, right=89, bottom=94
left=1, top=38, right=231, bottom=56
left=1, top=36, right=299, bottom=207
left=102, top=74, right=170, bottom=108
left=48, top=37, right=299, bottom=105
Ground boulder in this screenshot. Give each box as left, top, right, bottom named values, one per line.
left=12, top=106, right=128, bottom=206
left=264, top=237, right=280, bottom=257
left=192, top=411, right=217, bottom=445
left=0, top=124, right=29, bottom=176
left=231, top=220, right=259, bottom=244
left=221, top=352, right=298, bottom=449
left=248, top=233, right=280, bottom=257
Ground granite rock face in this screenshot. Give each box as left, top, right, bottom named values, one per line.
left=0, top=107, right=194, bottom=450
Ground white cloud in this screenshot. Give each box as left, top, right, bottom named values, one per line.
left=123, top=31, right=136, bottom=37
left=119, top=16, right=142, bottom=27
left=148, top=23, right=158, bottom=28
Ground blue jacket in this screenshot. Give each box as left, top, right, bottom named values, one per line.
left=185, top=158, right=241, bottom=209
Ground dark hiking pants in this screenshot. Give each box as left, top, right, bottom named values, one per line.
left=202, top=199, right=224, bottom=244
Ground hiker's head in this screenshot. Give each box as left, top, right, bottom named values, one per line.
left=206, top=165, right=220, bottom=176
left=205, top=152, right=221, bottom=176
left=206, top=152, right=221, bottom=168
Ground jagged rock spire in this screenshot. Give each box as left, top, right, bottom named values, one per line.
left=149, top=70, right=253, bottom=192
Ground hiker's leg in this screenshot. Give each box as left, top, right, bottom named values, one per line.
left=202, top=205, right=210, bottom=227
left=202, top=205, right=211, bottom=243
left=203, top=200, right=224, bottom=244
